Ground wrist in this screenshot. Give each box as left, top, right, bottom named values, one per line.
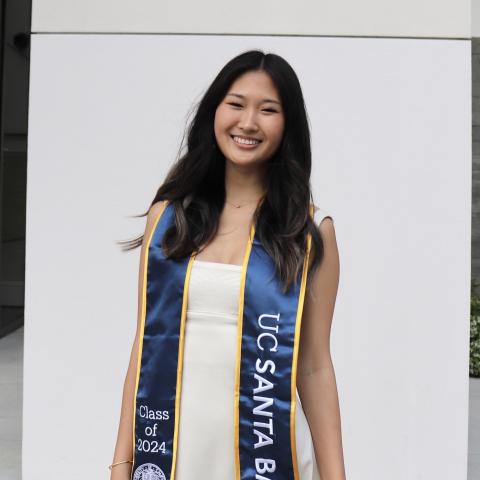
left=108, top=459, right=133, bottom=471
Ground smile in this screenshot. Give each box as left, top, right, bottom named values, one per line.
left=231, top=135, right=262, bottom=147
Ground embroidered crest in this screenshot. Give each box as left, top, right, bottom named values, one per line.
left=133, top=462, right=166, bottom=480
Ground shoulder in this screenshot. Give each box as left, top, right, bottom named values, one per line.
left=144, top=200, right=168, bottom=239
left=308, top=203, right=338, bottom=270
left=148, top=199, right=168, bottom=220
left=311, top=203, right=335, bottom=238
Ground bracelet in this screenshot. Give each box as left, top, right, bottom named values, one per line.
left=108, top=459, right=133, bottom=470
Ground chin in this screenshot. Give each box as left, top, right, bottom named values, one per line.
left=227, top=156, right=269, bottom=169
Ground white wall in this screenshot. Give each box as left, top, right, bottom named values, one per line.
left=24, top=33, right=471, bottom=479
left=31, top=0, right=470, bottom=38
left=25, top=1, right=472, bottom=479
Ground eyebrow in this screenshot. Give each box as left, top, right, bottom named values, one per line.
left=226, top=93, right=281, bottom=105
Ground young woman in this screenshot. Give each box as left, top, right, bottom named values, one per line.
left=110, top=50, right=345, bottom=480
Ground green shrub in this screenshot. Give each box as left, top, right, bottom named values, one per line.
left=470, top=278, right=480, bottom=377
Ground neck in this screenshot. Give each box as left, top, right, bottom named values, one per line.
left=224, top=160, right=267, bottom=205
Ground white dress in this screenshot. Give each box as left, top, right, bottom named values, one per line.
left=175, top=210, right=331, bottom=479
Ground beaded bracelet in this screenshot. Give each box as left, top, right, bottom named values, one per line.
left=108, top=459, right=133, bottom=470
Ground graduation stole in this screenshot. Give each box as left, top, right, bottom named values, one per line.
left=131, top=200, right=313, bottom=480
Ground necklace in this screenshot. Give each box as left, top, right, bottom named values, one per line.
left=225, top=194, right=266, bottom=209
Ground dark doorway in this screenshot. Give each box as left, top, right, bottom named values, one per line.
left=0, top=0, right=31, bottom=338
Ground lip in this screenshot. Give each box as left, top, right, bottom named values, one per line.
left=230, top=134, right=262, bottom=142
left=230, top=134, right=262, bottom=149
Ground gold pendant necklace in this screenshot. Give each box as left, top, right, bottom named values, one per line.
left=225, top=194, right=266, bottom=209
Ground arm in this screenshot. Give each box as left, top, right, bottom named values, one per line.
left=110, top=200, right=167, bottom=480
left=296, top=216, right=346, bottom=480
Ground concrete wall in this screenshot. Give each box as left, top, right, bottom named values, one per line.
left=31, top=0, right=470, bottom=38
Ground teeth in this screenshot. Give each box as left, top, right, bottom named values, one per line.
left=233, top=136, right=260, bottom=145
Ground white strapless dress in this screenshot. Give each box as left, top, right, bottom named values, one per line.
left=174, top=218, right=330, bottom=480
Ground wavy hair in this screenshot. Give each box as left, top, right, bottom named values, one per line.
left=119, top=49, right=326, bottom=292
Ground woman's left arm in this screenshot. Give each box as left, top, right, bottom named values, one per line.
left=297, top=216, right=346, bottom=480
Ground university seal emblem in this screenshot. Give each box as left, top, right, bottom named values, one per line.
left=133, top=462, right=166, bottom=480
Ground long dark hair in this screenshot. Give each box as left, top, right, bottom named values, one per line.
left=119, top=49, right=326, bottom=293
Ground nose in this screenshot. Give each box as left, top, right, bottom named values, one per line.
left=238, top=107, right=259, bottom=132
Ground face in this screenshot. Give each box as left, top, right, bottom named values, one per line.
left=214, top=70, right=285, bottom=170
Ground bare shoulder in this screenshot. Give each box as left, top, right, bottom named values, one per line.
left=148, top=199, right=168, bottom=220
left=318, top=218, right=335, bottom=247
left=144, top=200, right=168, bottom=239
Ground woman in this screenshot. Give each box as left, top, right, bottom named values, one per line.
left=110, top=49, right=345, bottom=480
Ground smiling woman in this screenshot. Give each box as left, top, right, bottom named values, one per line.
left=214, top=72, right=285, bottom=168
left=111, top=49, right=345, bottom=480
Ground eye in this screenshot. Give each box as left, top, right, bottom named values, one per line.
left=227, top=102, right=242, bottom=108
left=262, top=108, right=278, bottom=113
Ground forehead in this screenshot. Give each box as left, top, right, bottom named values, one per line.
left=227, top=71, right=281, bottom=102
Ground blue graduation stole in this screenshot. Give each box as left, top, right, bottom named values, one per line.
left=131, top=201, right=313, bottom=480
